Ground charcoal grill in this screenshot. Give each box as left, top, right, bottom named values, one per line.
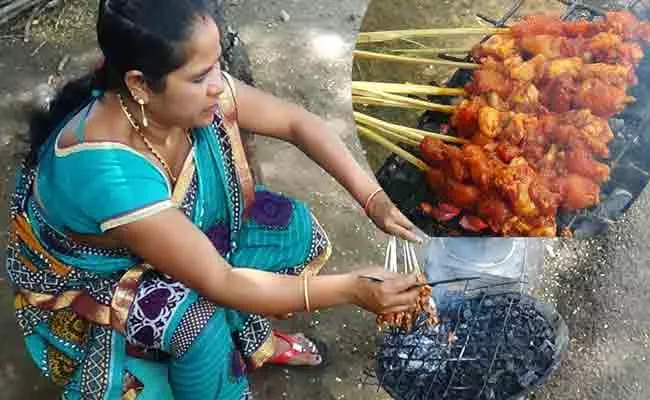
left=363, top=237, right=569, bottom=400
left=375, top=0, right=650, bottom=238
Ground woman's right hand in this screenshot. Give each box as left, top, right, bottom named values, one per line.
left=348, top=268, right=421, bottom=315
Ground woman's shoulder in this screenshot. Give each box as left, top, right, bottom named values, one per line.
left=50, top=99, right=170, bottom=187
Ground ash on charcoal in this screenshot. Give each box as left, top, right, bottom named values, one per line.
left=375, top=293, right=567, bottom=400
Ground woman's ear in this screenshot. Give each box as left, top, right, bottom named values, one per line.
left=124, top=70, right=151, bottom=104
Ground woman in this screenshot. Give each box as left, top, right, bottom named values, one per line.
left=5, top=0, right=422, bottom=399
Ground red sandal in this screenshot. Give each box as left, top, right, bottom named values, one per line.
left=267, top=330, right=327, bottom=368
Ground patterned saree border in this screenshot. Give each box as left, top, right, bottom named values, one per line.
left=220, top=72, right=256, bottom=219
left=10, top=213, right=149, bottom=332
left=11, top=214, right=72, bottom=277
left=110, top=265, right=151, bottom=334
left=171, top=159, right=196, bottom=206
left=300, top=216, right=332, bottom=278
left=249, top=333, right=275, bottom=369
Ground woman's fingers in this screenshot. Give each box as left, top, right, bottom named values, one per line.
left=384, top=273, right=418, bottom=292
left=384, top=286, right=421, bottom=308
left=392, top=207, right=415, bottom=230
left=385, top=221, right=421, bottom=243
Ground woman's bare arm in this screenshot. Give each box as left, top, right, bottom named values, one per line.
left=232, top=80, right=419, bottom=241
left=233, top=80, right=380, bottom=208
left=109, top=208, right=419, bottom=315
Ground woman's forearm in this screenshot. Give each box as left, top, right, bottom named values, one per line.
left=215, top=268, right=357, bottom=315
left=289, top=109, right=380, bottom=207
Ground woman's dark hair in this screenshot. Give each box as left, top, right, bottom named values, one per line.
left=26, top=0, right=212, bottom=165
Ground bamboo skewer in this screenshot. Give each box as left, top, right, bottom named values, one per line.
left=356, top=118, right=421, bottom=147
left=352, top=81, right=466, bottom=96
left=357, top=27, right=510, bottom=44
left=355, top=111, right=424, bottom=142
left=353, top=88, right=456, bottom=113
left=354, top=50, right=480, bottom=69
left=390, top=47, right=472, bottom=55
left=353, top=95, right=436, bottom=111
left=354, top=111, right=468, bottom=145
left=356, top=125, right=430, bottom=172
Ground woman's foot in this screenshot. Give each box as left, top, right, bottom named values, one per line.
left=267, top=330, right=323, bottom=367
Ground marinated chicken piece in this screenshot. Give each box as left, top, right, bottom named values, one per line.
left=519, top=35, right=572, bottom=59
left=450, top=98, right=482, bottom=137
left=565, top=147, right=610, bottom=183
left=574, top=78, right=629, bottom=118
left=526, top=215, right=558, bottom=237
left=602, top=11, right=650, bottom=44
left=539, top=75, right=575, bottom=113
left=419, top=137, right=467, bottom=182
left=420, top=136, right=447, bottom=165
left=510, top=11, right=650, bottom=44
left=517, top=33, right=643, bottom=66
left=477, top=106, right=501, bottom=138
left=559, top=174, right=600, bottom=210
left=445, top=179, right=482, bottom=209
left=466, top=68, right=512, bottom=99
left=463, top=144, right=494, bottom=190
left=496, top=142, right=523, bottom=163
left=472, top=34, right=518, bottom=61
left=581, top=63, right=637, bottom=87
left=477, top=193, right=512, bottom=231
left=500, top=158, right=539, bottom=217
left=424, top=167, right=446, bottom=191
left=508, top=82, right=542, bottom=113
left=500, top=215, right=556, bottom=237
left=444, top=144, right=468, bottom=182
left=507, top=54, right=547, bottom=81
left=546, top=57, right=584, bottom=79
left=529, top=176, right=562, bottom=216
left=510, top=14, right=566, bottom=37
left=543, top=109, right=613, bottom=158
left=503, top=111, right=540, bottom=146
left=586, top=32, right=644, bottom=66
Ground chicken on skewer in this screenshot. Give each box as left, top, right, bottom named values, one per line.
left=465, top=55, right=636, bottom=118
left=509, top=11, right=650, bottom=44
left=473, top=31, right=645, bottom=67
left=451, top=98, right=615, bottom=160
left=419, top=137, right=601, bottom=236
left=353, top=11, right=647, bottom=236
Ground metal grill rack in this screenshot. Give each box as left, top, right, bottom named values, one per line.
left=364, top=236, right=569, bottom=400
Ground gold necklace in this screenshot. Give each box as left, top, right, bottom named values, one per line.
left=117, top=94, right=178, bottom=184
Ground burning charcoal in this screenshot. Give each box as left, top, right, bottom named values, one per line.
left=375, top=293, right=567, bottom=400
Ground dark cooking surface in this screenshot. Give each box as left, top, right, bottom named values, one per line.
left=375, top=293, right=568, bottom=400
left=376, top=0, right=650, bottom=238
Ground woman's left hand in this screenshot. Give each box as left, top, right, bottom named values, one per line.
left=365, top=190, right=422, bottom=243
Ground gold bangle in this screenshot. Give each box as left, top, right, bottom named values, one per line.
left=303, top=273, right=311, bottom=312
left=363, top=187, right=384, bottom=215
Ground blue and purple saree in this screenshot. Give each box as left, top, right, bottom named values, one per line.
left=5, top=72, right=331, bottom=399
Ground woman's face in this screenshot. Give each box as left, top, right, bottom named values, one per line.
left=146, top=16, right=226, bottom=128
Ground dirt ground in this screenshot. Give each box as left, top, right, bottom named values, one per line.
left=1, top=0, right=650, bottom=400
